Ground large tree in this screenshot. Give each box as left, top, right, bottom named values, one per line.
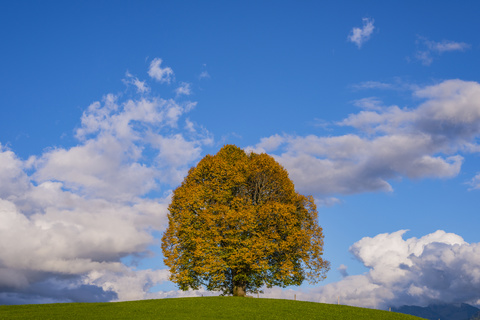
left=162, top=145, right=329, bottom=296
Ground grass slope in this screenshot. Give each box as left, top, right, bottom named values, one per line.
left=0, top=297, right=426, bottom=320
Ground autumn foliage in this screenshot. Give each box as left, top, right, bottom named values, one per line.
left=161, top=145, right=329, bottom=296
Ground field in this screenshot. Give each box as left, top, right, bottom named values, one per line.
left=0, top=297, right=426, bottom=320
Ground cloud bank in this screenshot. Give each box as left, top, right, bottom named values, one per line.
left=263, top=230, right=480, bottom=309
left=248, top=79, right=480, bottom=197
left=0, top=59, right=212, bottom=304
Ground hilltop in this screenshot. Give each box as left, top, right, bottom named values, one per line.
left=0, top=296, right=425, bottom=320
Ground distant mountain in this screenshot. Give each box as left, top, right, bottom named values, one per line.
left=392, top=303, right=480, bottom=320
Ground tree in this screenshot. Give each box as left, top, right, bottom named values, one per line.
left=161, top=145, right=329, bottom=296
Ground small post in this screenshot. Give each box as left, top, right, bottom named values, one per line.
left=257, top=293, right=259, bottom=298
left=337, top=296, right=339, bottom=305
left=294, top=294, right=296, bottom=301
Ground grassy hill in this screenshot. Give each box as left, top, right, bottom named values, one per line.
left=0, top=296, right=425, bottom=320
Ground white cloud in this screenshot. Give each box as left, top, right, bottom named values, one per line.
left=84, top=268, right=170, bottom=301
left=249, top=79, right=480, bottom=196
left=0, top=144, right=30, bottom=200
left=468, top=173, right=480, bottom=190
left=124, top=72, right=150, bottom=93
left=175, top=82, right=192, bottom=96
left=247, top=134, right=286, bottom=153
left=348, top=18, right=375, bottom=48
left=426, top=39, right=470, bottom=53
left=0, top=196, right=157, bottom=283
left=75, top=94, right=198, bottom=142
left=199, top=71, right=210, bottom=79
left=352, top=97, right=385, bottom=110
left=33, top=137, right=157, bottom=201
left=148, top=58, right=174, bottom=84
left=184, top=119, right=195, bottom=133
left=415, top=37, right=470, bottom=66
left=149, top=133, right=205, bottom=185
left=416, top=51, right=434, bottom=66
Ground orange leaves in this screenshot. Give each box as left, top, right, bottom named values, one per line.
left=161, top=144, right=330, bottom=295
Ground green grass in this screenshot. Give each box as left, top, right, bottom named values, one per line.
left=0, top=297, right=425, bottom=320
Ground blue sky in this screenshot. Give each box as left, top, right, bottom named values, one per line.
left=1, top=1, right=480, bottom=308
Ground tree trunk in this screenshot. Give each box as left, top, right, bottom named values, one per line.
left=233, top=282, right=246, bottom=297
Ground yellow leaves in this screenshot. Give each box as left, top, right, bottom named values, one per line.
left=161, top=144, right=330, bottom=295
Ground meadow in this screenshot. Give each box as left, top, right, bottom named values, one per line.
left=0, top=296, right=426, bottom=319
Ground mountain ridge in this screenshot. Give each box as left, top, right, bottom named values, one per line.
left=392, top=303, right=480, bottom=320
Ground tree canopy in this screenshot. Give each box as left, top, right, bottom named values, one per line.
left=161, top=145, right=329, bottom=296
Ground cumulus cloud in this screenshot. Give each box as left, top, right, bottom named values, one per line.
left=415, top=37, right=470, bottom=66
left=249, top=79, right=480, bottom=196
left=318, top=230, right=480, bottom=308
left=348, top=18, right=375, bottom=48
left=0, top=58, right=212, bottom=304
left=0, top=146, right=173, bottom=304
left=149, top=133, right=207, bottom=185
left=148, top=58, right=174, bottom=84
left=253, top=134, right=285, bottom=152
left=0, top=145, right=30, bottom=200
left=261, top=230, right=480, bottom=309
left=38, top=92, right=201, bottom=199
left=84, top=268, right=170, bottom=301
